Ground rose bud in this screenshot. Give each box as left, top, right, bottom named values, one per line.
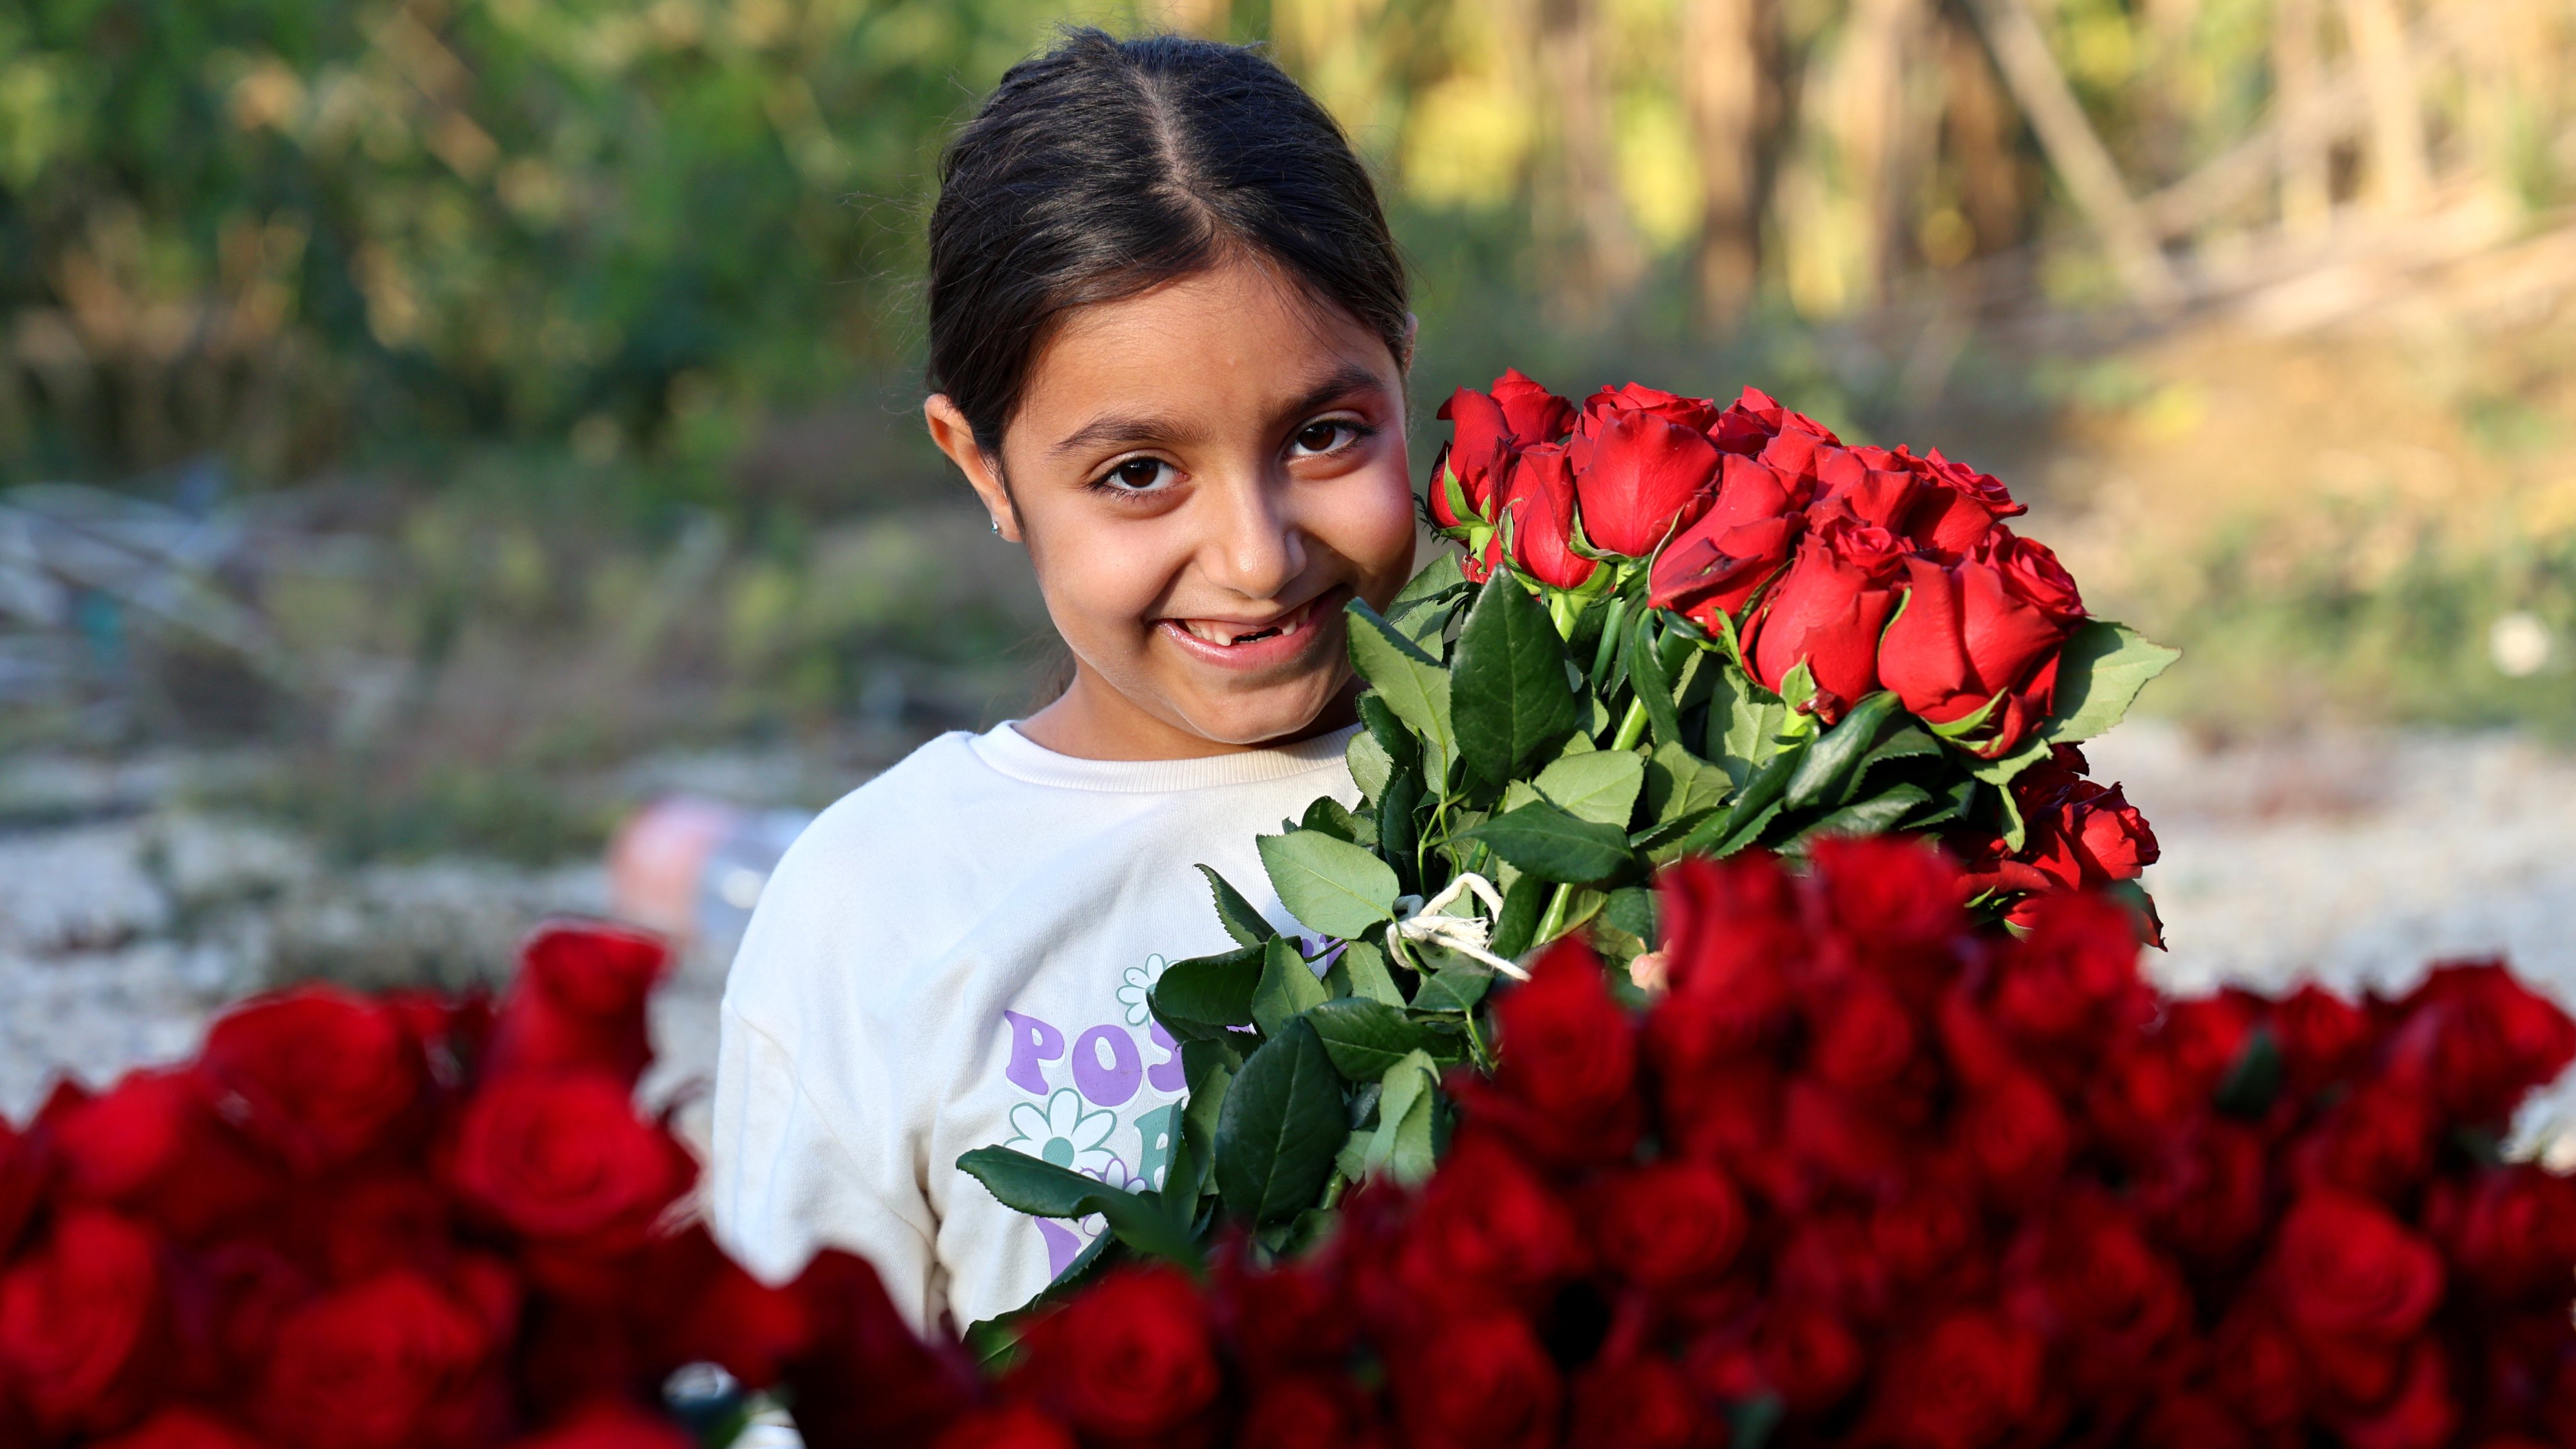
left=1740, top=519, right=1906, bottom=718
left=2427, top=1167, right=2576, bottom=1303
left=448, top=1074, right=696, bottom=1295
left=1711, top=386, right=1788, bottom=454
left=1589, top=1160, right=1748, bottom=1291
left=928, top=1406, right=1077, bottom=1449
left=1579, top=380, right=1724, bottom=437
left=196, top=986, right=424, bottom=1175
left=1460, top=938, right=1640, bottom=1164
left=1807, top=447, right=1920, bottom=533
left=1574, top=406, right=1722, bottom=557
left=2384, top=962, right=2576, bottom=1128
left=1497, top=443, right=1597, bottom=589
left=1863, top=1310, right=2045, bottom=1449
left=1877, top=540, right=2086, bottom=758
left=1440, top=369, right=1576, bottom=523
left=487, top=919, right=672, bottom=1089
left=1648, top=455, right=1804, bottom=626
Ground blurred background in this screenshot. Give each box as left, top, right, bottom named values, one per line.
left=9, top=0, right=2576, bottom=1146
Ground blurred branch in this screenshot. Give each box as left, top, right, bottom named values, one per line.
left=2340, top=0, right=2431, bottom=213
left=1962, top=0, right=2184, bottom=309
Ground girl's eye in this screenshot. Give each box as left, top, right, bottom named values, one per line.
left=1292, top=419, right=1358, bottom=456
left=1100, top=457, right=1175, bottom=493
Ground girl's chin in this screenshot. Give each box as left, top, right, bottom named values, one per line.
left=1163, top=675, right=1350, bottom=748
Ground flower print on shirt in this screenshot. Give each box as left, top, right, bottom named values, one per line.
left=1116, top=955, right=1168, bottom=1029
left=1002, top=1088, right=1118, bottom=1176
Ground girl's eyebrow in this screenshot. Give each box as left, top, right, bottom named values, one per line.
left=1046, top=362, right=1388, bottom=459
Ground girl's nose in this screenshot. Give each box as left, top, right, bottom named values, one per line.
left=1202, top=469, right=1307, bottom=601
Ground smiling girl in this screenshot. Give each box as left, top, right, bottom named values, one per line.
left=708, top=30, right=1418, bottom=1333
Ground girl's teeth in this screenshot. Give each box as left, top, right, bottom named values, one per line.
left=1184, top=609, right=1304, bottom=646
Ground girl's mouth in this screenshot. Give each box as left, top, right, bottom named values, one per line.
left=1157, top=589, right=1343, bottom=669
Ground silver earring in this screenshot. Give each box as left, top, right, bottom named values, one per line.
left=989, top=518, right=1001, bottom=536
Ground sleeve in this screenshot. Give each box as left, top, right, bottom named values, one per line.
left=708, top=997, right=945, bottom=1335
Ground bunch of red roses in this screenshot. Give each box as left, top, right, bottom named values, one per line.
left=0, top=923, right=975, bottom=1449
left=1435, top=371, right=2084, bottom=760
left=977, top=839, right=2576, bottom=1449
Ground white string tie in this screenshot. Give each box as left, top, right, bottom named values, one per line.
left=1389, top=872, right=1528, bottom=980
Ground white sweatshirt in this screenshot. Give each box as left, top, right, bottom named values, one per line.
left=709, top=721, right=1357, bottom=1336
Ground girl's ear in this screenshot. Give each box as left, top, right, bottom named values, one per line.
left=924, top=393, right=1022, bottom=542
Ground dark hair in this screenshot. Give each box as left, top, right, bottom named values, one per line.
left=927, top=28, right=1410, bottom=458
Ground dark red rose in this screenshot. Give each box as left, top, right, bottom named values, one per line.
left=1648, top=456, right=1802, bottom=626
left=1809, top=834, right=1964, bottom=954
left=56, top=1069, right=279, bottom=1242
left=1654, top=855, right=1803, bottom=1021
left=197, top=986, right=423, bottom=1173
left=2003, top=1201, right=2186, bottom=1377
left=630, top=1224, right=814, bottom=1389
left=1392, top=1313, right=1562, bottom=1449
left=1896, top=448, right=2025, bottom=558
left=1010, top=1265, right=1220, bottom=1443
left=2328, top=1341, right=2458, bottom=1449
left=1574, top=405, right=1721, bottom=557
left=1785, top=1079, right=1906, bottom=1192
left=2274, top=1189, right=2446, bottom=1345
left=2138, top=1121, right=2272, bottom=1266
left=92, top=1408, right=272, bottom=1449
left=1590, top=1160, right=1746, bottom=1290
left=1499, top=443, right=1597, bottom=589
left=2429, top=1167, right=2576, bottom=1302
left=1867, top=1310, right=2045, bottom=1449
left=2210, top=1306, right=2307, bottom=1428
left=1570, top=1352, right=1711, bottom=1449
left=1426, top=441, right=1474, bottom=530
left=1777, top=1213, right=1891, bottom=1324
left=1870, top=1175, right=1987, bottom=1296
left=782, top=1250, right=977, bottom=1449
left=1385, top=1133, right=1587, bottom=1320
left=1215, top=1256, right=1351, bottom=1374
left=0, top=1207, right=163, bottom=1435
left=1954, top=1070, right=2069, bottom=1201
left=929, top=1406, right=1077, bottom=1449
left=1809, top=976, right=1919, bottom=1094
left=1741, top=519, right=1906, bottom=717
left=1757, top=1303, right=1866, bottom=1413
left=448, top=1074, right=694, bottom=1280
left=2292, top=1082, right=2441, bottom=1201
left=1467, top=938, right=1638, bottom=1163
left=259, top=1270, right=499, bottom=1449
left=1987, top=888, right=2147, bottom=1050
left=1651, top=1052, right=1782, bottom=1180
left=2274, top=984, right=2377, bottom=1092
left=487, top=920, right=670, bottom=1088
left=316, top=1173, right=453, bottom=1284
left=1237, top=1375, right=1370, bottom=1449
left=2133, top=1393, right=2253, bottom=1449
left=2385, top=962, right=2576, bottom=1127
left=505, top=1402, right=697, bottom=1449
left=1876, top=535, right=2084, bottom=758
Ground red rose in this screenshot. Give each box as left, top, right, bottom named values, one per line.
left=1867, top=1310, right=2045, bottom=1449
left=1648, top=457, right=1802, bottom=626
left=92, top=1408, right=272, bottom=1449
left=1875, top=538, right=2084, bottom=758
left=197, top=986, right=422, bottom=1173
left=1574, top=405, right=1721, bottom=557
left=1215, top=1256, right=1351, bottom=1374
left=1497, top=443, right=1597, bottom=589
left=316, top=1172, right=453, bottom=1283
left=1987, top=889, right=2147, bottom=1050
left=0, top=1207, right=163, bottom=1435
left=2385, top=962, right=2576, bottom=1127
left=2328, top=1341, right=2458, bottom=1449
left=2273, top=1189, right=2446, bottom=1345
left=2274, top=984, right=2377, bottom=1092
left=1467, top=938, right=1638, bottom=1163
left=625, top=1224, right=814, bottom=1389
left=1777, top=1213, right=1891, bottom=1324
left=1492, top=367, right=1579, bottom=442
left=2002, top=1201, right=2186, bottom=1377
left=1897, top=448, right=2025, bottom=558
left=1809, top=834, right=1963, bottom=954
left=506, top=1402, right=697, bottom=1449
left=1384, top=1133, right=1587, bottom=1320
left=1954, top=1069, right=2070, bottom=1201
left=2210, top=1306, right=2307, bottom=1428
left=487, top=921, right=670, bottom=1088
left=1806, top=445, right=1921, bottom=533
left=449, top=1074, right=693, bottom=1246
left=57, top=1069, right=279, bottom=1242
left=1236, top=1375, right=1369, bottom=1449
left=1570, top=1352, right=1711, bottom=1449
left=1785, top=1079, right=1906, bottom=1192
left=1740, top=519, right=1905, bottom=718
left=1757, top=1303, right=1866, bottom=1412
left=260, top=1271, right=499, bottom=1449
left=1589, top=1160, right=1746, bottom=1290
left=1654, top=853, right=1804, bottom=1012
left=1392, top=1313, right=1562, bottom=1449
left=930, top=1406, right=1078, bottom=1449
left=1710, top=386, right=1788, bottom=453
left=782, top=1250, right=977, bottom=1449
left=2132, top=1394, right=2253, bottom=1449
left=1870, top=1174, right=1987, bottom=1296
left=1010, top=1265, right=1219, bottom=1443
left=1809, top=976, right=1919, bottom=1094
left=1581, top=381, right=1723, bottom=436
left=2429, top=1167, right=2576, bottom=1302
left=1439, top=370, right=1575, bottom=520
left=2137, top=1121, right=2272, bottom=1266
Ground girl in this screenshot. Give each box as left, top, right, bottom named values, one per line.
left=709, top=29, right=1421, bottom=1335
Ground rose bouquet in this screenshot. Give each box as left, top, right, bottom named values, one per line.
left=0, top=923, right=977, bottom=1449
left=963, top=842, right=2576, bottom=1449
left=960, top=374, right=2176, bottom=1313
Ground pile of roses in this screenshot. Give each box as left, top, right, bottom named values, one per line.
left=979, top=839, right=2576, bottom=1449
left=0, top=923, right=975, bottom=1449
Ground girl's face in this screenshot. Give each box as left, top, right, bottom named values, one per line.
left=926, top=256, right=1418, bottom=759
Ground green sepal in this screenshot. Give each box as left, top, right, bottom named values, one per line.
left=2214, top=1025, right=2283, bottom=1119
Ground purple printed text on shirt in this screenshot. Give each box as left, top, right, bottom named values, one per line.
left=1002, top=1013, right=1185, bottom=1101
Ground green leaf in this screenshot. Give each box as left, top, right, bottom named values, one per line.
left=1252, top=935, right=1332, bottom=1036
left=1603, top=886, right=1657, bottom=943
left=2043, top=620, right=2180, bottom=745
left=1346, top=601, right=1453, bottom=755
left=1628, top=609, right=1687, bottom=750
left=1346, top=728, right=1393, bottom=803
left=1304, top=997, right=1446, bottom=1080
left=1681, top=742, right=1802, bottom=857
left=1970, top=734, right=2053, bottom=788
left=1196, top=866, right=1275, bottom=949
left=1410, top=964, right=1494, bottom=1014
left=2215, top=1025, right=2283, bottom=1119
left=1258, top=829, right=1402, bottom=940
left=1360, top=1050, right=1441, bottom=1185
left=1533, top=748, right=1646, bottom=828
left=1458, top=799, right=1635, bottom=884
left=1488, top=870, right=1547, bottom=958
left=1790, top=783, right=1933, bottom=843
left=1150, top=945, right=1265, bottom=1040
left=1450, top=578, right=1582, bottom=786
left=955, top=1145, right=1111, bottom=1218
left=1375, top=767, right=1423, bottom=896
left=1081, top=1184, right=1204, bottom=1268
left=1782, top=692, right=1902, bottom=813
left=1213, top=1018, right=1347, bottom=1225
left=1391, top=549, right=1470, bottom=612
left=1706, top=661, right=1792, bottom=786
left=1357, top=692, right=1417, bottom=767
left=1331, top=936, right=1407, bottom=1008
left=1642, top=740, right=1732, bottom=824
left=1301, top=796, right=1370, bottom=848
